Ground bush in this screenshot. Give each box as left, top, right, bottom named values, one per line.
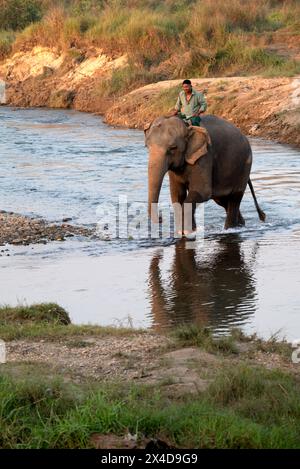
left=0, top=29, right=14, bottom=59
left=96, top=64, right=160, bottom=97
left=13, top=6, right=65, bottom=51
left=0, top=0, right=43, bottom=31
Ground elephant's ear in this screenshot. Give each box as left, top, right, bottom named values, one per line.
left=185, top=126, right=211, bottom=165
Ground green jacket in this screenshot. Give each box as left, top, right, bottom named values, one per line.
left=175, top=89, right=207, bottom=118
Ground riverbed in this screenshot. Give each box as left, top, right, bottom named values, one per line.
left=0, top=107, right=299, bottom=340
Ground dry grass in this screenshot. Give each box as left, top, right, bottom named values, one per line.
left=7, top=0, right=299, bottom=76
left=1, top=0, right=299, bottom=113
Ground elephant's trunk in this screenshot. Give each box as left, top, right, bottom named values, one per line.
left=148, top=145, right=168, bottom=223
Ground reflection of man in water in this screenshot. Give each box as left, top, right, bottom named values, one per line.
left=148, top=236, right=257, bottom=331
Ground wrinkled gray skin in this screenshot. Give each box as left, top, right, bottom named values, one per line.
left=145, top=115, right=265, bottom=232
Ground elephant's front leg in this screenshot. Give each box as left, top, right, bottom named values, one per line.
left=168, top=171, right=187, bottom=236
left=183, top=189, right=211, bottom=235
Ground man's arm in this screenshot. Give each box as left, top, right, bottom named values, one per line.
left=172, top=95, right=182, bottom=115
left=198, top=92, right=207, bottom=114
left=193, top=92, right=207, bottom=116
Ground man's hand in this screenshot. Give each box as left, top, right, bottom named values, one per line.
left=193, top=111, right=204, bottom=117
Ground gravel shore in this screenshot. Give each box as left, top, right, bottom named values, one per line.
left=0, top=210, right=94, bottom=247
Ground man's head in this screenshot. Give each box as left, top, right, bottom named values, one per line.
left=182, top=79, right=192, bottom=94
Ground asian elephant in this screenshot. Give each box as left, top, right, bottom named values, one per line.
left=144, top=115, right=265, bottom=234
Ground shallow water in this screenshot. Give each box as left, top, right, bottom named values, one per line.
left=0, top=107, right=300, bottom=340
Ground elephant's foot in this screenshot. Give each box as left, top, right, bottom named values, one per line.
left=224, top=219, right=245, bottom=230
left=238, top=212, right=245, bottom=226
left=176, top=229, right=197, bottom=239
left=224, top=216, right=240, bottom=230
left=183, top=229, right=197, bottom=239
left=224, top=195, right=244, bottom=230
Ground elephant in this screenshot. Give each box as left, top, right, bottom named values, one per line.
left=144, top=115, right=266, bottom=234
left=148, top=236, right=257, bottom=330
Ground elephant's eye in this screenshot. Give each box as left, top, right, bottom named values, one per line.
left=169, top=145, right=177, bottom=151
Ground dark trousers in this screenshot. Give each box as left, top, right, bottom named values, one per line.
left=178, top=113, right=201, bottom=126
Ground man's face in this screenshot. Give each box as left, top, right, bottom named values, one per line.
left=182, top=83, right=192, bottom=94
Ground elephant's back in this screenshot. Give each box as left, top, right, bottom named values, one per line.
left=201, top=115, right=252, bottom=195
left=201, top=115, right=250, bottom=152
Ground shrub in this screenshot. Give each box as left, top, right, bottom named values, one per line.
left=96, top=64, right=160, bottom=97
left=0, top=29, right=14, bottom=59
left=0, top=0, right=43, bottom=31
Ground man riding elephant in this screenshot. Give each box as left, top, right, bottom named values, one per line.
left=172, top=79, right=207, bottom=126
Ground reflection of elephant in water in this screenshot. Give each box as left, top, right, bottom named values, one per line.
left=148, top=236, right=257, bottom=331
left=145, top=115, right=265, bottom=233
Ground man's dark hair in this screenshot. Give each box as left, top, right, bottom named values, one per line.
left=182, top=79, right=191, bottom=85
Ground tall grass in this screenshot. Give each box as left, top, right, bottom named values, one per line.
left=95, top=64, right=161, bottom=97
left=2, top=0, right=300, bottom=76
left=0, top=30, right=14, bottom=59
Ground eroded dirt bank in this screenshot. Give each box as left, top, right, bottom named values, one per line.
left=106, top=76, right=300, bottom=147
left=0, top=46, right=299, bottom=146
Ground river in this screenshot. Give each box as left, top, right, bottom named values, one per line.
left=0, top=107, right=299, bottom=340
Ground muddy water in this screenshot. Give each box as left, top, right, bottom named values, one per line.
left=0, top=107, right=300, bottom=340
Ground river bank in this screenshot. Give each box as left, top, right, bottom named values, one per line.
left=0, top=210, right=95, bottom=247
left=1, top=303, right=300, bottom=448
left=0, top=47, right=299, bottom=146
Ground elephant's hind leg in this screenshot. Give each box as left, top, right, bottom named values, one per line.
left=225, top=193, right=244, bottom=229
left=238, top=211, right=245, bottom=226
left=214, top=196, right=245, bottom=228
left=213, top=196, right=228, bottom=211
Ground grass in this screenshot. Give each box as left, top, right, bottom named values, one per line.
left=0, top=29, right=15, bottom=59
left=0, top=304, right=299, bottom=448
left=1, top=360, right=300, bottom=448
left=1, top=0, right=298, bottom=80
left=171, top=324, right=293, bottom=358
left=132, top=85, right=182, bottom=120
left=0, top=303, right=143, bottom=340
left=209, top=364, right=300, bottom=422
left=95, top=64, right=161, bottom=98
left=171, top=324, right=239, bottom=355
left=0, top=303, right=71, bottom=325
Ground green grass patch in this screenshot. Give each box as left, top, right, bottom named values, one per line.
left=0, top=303, right=142, bottom=341
left=0, top=303, right=70, bottom=325
left=1, top=360, right=300, bottom=448
left=171, top=324, right=294, bottom=359
left=171, top=324, right=239, bottom=355
left=209, top=364, right=300, bottom=427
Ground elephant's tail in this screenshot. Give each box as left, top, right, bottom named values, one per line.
left=248, top=178, right=266, bottom=222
